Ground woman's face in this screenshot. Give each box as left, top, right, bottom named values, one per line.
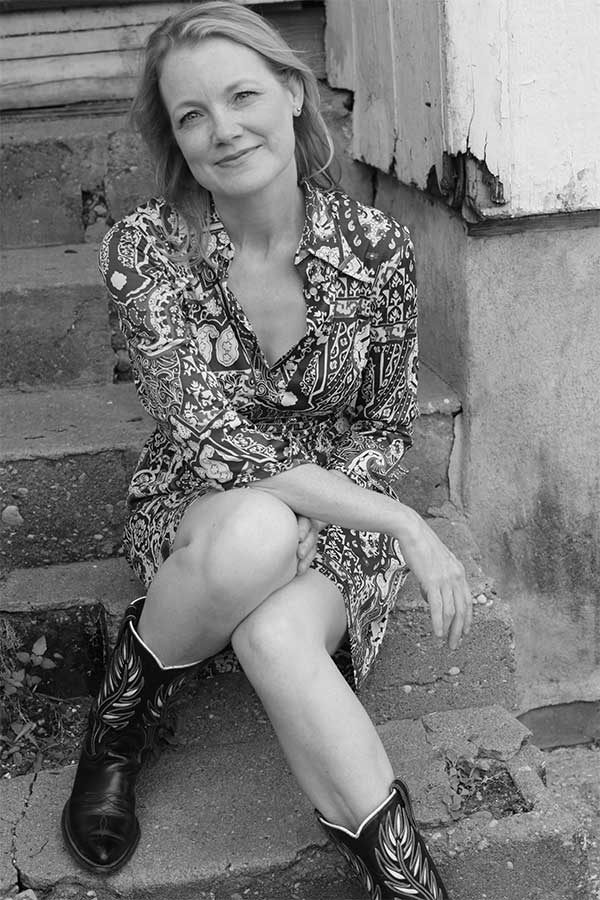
left=159, top=37, right=303, bottom=201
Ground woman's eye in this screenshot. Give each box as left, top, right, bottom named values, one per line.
left=234, top=91, right=256, bottom=102
left=180, top=110, right=203, bottom=126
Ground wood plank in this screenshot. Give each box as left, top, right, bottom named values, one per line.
left=390, top=0, right=443, bottom=189
left=267, top=7, right=325, bottom=79
left=0, top=0, right=297, bottom=15
left=1, top=1, right=304, bottom=37
left=0, top=5, right=325, bottom=109
left=0, top=49, right=143, bottom=109
left=0, top=74, right=140, bottom=109
left=1, top=4, right=182, bottom=35
left=324, top=0, right=355, bottom=90
left=467, top=208, right=600, bottom=237
left=1, top=23, right=155, bottom=59
left=0, top=75, right=140, bottom=109
left=351, top=0, right=396, bottom=172
left=0, top=6, right=324, bottom=74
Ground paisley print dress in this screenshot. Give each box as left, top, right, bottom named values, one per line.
left=98, top=182, right=418, bottom=690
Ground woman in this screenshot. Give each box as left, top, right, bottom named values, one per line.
left=61, top=3, right=471, bottom=897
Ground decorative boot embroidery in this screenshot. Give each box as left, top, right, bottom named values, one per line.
left=375, top=803, right=442, bottom=899
left=317, top=779, right=448, bottom=900
left=89, top=624, right=145, bottom=753
left=328, top=828, right=383, bottom=899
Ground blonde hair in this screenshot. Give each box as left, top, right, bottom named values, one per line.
left=131, top=0, right=337, bottom=243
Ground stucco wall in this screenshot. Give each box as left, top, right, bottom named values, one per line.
left=464, top=223, right=600, bottom=708
left=376, top=171, right=600, bottom=709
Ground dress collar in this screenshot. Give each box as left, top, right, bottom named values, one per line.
left=205, top=181, right=373, bottom=283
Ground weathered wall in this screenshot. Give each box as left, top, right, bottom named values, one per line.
left=443, top=0, right=600, bottom=216
left=376, top=174, right=600, bottom=710
left=328, top=0, right=600, bottom=710
left=375, top=175, right=469, bottom=398
left=326, top=0, right=600, bottom=218
left=464, top=223, right=600, bottom=708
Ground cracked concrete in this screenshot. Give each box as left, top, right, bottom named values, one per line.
left=1, top=705, right=589, bottom=900
left=0, top=773, right=34, bottom=894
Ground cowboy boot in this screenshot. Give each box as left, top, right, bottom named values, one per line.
left=317, top=778, right=449, bottom=900
left=61, top=596, right=200, bottom=873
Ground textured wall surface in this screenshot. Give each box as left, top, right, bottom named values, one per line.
left=443, top=0, right=600, bottom=216
left=376, top=172, right=600, bottom=709
left=464, top=223, right=600, bottom=708
left=375, top=175, right=469, bottom=397
left=326, top=0, right=600, bottom=216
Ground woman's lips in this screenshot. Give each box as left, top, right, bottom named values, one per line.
left=217, top=146, right=259, bottom=166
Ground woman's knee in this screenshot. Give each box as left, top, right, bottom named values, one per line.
left=232, top=574, right=346, bottom=674
left=172, top=488, right=299, bottom=596
left=232, top=602, right=306, bottom=673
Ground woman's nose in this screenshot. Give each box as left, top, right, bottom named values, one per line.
left=210, top=107, right=243, bottom=143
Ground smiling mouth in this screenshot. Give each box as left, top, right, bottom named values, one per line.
left=217, top=147, right=259, bottom=165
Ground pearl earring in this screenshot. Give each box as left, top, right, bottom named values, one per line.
left=294, top=106, right=302, bottom=116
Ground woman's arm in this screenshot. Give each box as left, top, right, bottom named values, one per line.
left=250, top=463, right=472, bottom=649
left=249, top=227, right=470, bottom=647
left=326, top=225, right=418, bottom=496
left=99, top=211, right=312, bottom=486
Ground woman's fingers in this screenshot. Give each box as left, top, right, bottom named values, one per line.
left=296, top=516, right=322, bottom=574
left=427, top=586, right=444, bottom=639
left=447, top=587, right=464, bottom=651
left=296, top=515, right=311, bottom=542
left=423, top=562, right=471, bottom=649
left=463, top=583, right=473, bottom=635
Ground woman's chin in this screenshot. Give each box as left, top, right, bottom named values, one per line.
left=202, top=159, right=296, bottom=201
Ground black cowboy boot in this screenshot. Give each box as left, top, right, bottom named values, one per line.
left=61, top=596, right=200, bottom=873
left=317, top=778, right=449, bottom=900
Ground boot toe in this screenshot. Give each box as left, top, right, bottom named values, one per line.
left=62, top=801, right=140, bottom=873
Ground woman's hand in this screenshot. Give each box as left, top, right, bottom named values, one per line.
left=395, top=511, right=473, bottom=650
left=296, top=515, right=326, bottom=575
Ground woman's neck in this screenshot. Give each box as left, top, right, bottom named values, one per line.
left=213, top=175, right=305, bottom=260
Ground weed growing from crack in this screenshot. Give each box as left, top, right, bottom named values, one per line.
left=445, top=751, right=533, bottom=819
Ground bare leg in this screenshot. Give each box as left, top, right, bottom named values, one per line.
left=137, top=488, right=394, bottom=830
left=232, top=569, right=394, bottom=830
left=137, top=489, right=299, bottom=665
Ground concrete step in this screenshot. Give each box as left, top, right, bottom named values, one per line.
left=0, top=108, right=153, bottom=250
left=0, top=705, right=588, bottom=899
left=0, top=384, right=148, bottom=574
left=0, top=243, right=113, bottom=388
left=0, top=80, right=364, bottom=252
left=0, top=366, right=459, bottom=572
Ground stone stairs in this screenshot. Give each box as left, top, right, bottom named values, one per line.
left=0, top=108, right=591, bottom=899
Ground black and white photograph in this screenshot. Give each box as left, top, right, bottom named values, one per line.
left=1, top=1, right=598, bottom=898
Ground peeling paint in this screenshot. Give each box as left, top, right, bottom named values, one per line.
left=427, top=152, right=507, bottom=219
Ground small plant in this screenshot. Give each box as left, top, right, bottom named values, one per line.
left=444, top=750, right=532, bottom=819
left=2, top=634, right=58, bottom=697
left=0, top=628, right=64, bottom=769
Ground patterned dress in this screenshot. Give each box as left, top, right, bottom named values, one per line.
left=98, top=181, right=418, bottom=690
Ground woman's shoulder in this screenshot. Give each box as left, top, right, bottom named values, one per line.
left=102, top=197, right=192, bottom=253
left=319, top=187, right=412, bottom=265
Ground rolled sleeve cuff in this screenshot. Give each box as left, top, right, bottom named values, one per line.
left=328, top=436, right=408, bottom=497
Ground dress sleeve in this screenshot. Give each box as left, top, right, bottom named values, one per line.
left=327, top=228, right=418, bottom=497
left=99, top=217, right=311, bottom=488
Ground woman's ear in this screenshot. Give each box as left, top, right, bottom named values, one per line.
left=286, top=73, right=304, bottom=116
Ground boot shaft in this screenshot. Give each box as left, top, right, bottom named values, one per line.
left=87, top=597, right=194, bottom=759
left=318, top=779, right=449, bottom=900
